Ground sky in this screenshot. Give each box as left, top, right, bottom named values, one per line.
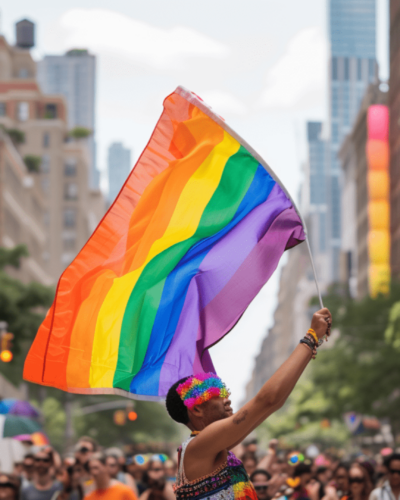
left=1, top=0, right=389, bottom=408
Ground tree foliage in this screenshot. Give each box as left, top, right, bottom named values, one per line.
left=69, top=127, right=92, bottom=139
left=23, top=155, right=41, bottom=173
left=310, top=282, right=400, bottom=438
left=258, top=375, right=350, bottom=449
left=0, top=246, right=54, bottom=385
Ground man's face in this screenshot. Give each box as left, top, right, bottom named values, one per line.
left=105, top=457, right=119, bottom=478
left=75, top=441, right=94, bottom=465
left=88, top=459, right=107, bottom=480
left=335, top=467, right=349, bottom=491
left=23, top=458, right=35, bottom=478
left=251, top=473, right=270, bottom=500
left=196, top=394, right=233, bottom=425
left=300, top=472, right=312, bottom=488
left=34, top=452, right=52, bottom=476
left=388, top=459, right=400, bottom=489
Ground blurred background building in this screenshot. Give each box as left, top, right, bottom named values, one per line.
left=245, top=0, right=383, bottom=402
left=107, top=142, right=131, bottom=205
left=37, top=48, right=100, bottom=189
left=389, top=0, right=400, bottom=279
left=327, top=0, right=377, bottom=284
left=0, top=20, right=105, bottom=282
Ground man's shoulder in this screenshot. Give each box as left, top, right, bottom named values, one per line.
left=370, top=485, right=388, bottom=500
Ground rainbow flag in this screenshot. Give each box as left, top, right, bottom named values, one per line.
left=23, top=87, right=306, bottom=400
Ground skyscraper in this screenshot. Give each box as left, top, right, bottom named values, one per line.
left=107, top=142, right=131, bottom=204
left=389, top=0, right=400, bottom=280
left=37, top=50, right=100, bottom=189
left=327, top=0, right=377, bottom=282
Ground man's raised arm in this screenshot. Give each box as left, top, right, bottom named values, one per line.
left=190, top=307, right=332, bottom=458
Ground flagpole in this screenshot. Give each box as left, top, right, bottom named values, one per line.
left=305, top=236, right=324, bottom=309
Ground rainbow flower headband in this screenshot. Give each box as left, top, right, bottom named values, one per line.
left=176, top=373, right=229, bottom=410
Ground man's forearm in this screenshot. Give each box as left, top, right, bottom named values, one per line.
left=255, top=343, right=312, bottom=409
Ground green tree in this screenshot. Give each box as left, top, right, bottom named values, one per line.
left=258, top=374, right=349, bottom=449
left=0, top=246, right=54, bottom=386
left=310, top=282, right=400, bottom=439
left=23, top=155, right=41, bottom=173
left=69, top=127, right=92, bottom=139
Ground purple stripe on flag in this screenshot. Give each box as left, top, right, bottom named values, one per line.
left=158, top=184, right=303, bottom=395
left=192, top=205, right=305, bottom=373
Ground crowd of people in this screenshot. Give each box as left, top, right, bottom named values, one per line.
left=0, top=436, right=398, bottom=500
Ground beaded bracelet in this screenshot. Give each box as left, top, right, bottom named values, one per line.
left=300, top=338, right=315, bottom=352
left=307, top=328, right=319, bottom=344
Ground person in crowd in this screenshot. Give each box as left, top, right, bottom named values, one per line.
left=21, top=448, right=63, bottom=500
left=51, top=461, right=84, bottom=500
left=166, top=308, right=331, bottom=500
left=74, top=437, right=98, bottom=495
left=0, top=473, right=20, bottom=500
left=370, top=453, right=400, bottom=500
left=22, top=454, right=36, bottom=488
left=251, top=469, right=272, bottom=500
left=105, top=454, right=138, bottom=495
left=290, top=463, right=313, bottom=500
left=125, top=457, right=147, bottom=495
left=84, top=452, right=137, bottom=500
left=331, top=464, right=350, bottom=500
left=163, top=460, right=177, bottom=483
left=242, top=452, right=259, bottom=478
left=139, top=459, right=175, bottom=500
left=342, top=464, right=372, bottom=500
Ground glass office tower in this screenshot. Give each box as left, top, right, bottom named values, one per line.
left=327, top=0, right=377, bottom=281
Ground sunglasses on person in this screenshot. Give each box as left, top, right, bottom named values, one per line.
left=254, top=485, right=268, bottom=492
left=149, top=468, right=164, bottom=472
left=0, top=482, right=17, bottom=489
left=389, top=469, right=400, bottom=475
left=349, top=477, right=364, bottom=484
left=78, top=447, right=92, bottom=454
left=34, top=457, right=51, bottom=464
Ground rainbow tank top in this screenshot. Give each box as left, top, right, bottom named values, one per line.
left=175, top=436, right=258, bottom=500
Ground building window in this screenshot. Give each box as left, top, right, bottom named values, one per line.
left=369, top=59, right=376, bottom=80
left=332, top=123, right=339, bottom=144
left=63, top=236, right=76, bottom=251
left=344, top=58, right=349, bottom=80
left=41, top=178, right=50, bottom=194
left=64, top=182, right=78, bottom=200
left=43, top=211, right=50, bottom=226
left=44, top=103, right=57, bottom=119
left=331, top=57, right=338, bottom=80
left=17, top=102, right=29, bottom=121
left=19, top=68, right=29, bottom=78
left=64, top=159, right=77, bottom=177
left=0, top=102, right=6, bottom=116
left=41, top=154, right=50, bottom=173
left=64, top=209, right=76, bottom=228
left=357, top=59, right=363, bottom=80
left=43, top=132, right=50, bottom=148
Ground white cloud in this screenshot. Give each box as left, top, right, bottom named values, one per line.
left=260, top=27, right=328, bottom=109
left=198, top=89, right=248, bottom=116
left=46, top=8, right=230, bottom=69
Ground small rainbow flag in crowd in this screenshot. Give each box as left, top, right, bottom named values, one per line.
left=24, top=87, right=306, bottom=400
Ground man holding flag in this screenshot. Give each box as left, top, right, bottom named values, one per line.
left=166, top=307, right=332, bottom=500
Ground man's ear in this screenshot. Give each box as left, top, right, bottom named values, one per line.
left=189, top=405, right=203, bottom=418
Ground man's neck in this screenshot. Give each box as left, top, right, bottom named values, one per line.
left=34, top=474, right=52, bottom=490
left=95, top=476, right=112, bottom=491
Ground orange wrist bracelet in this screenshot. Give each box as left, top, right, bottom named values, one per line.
left=307, top=328, right=319, bottom=344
